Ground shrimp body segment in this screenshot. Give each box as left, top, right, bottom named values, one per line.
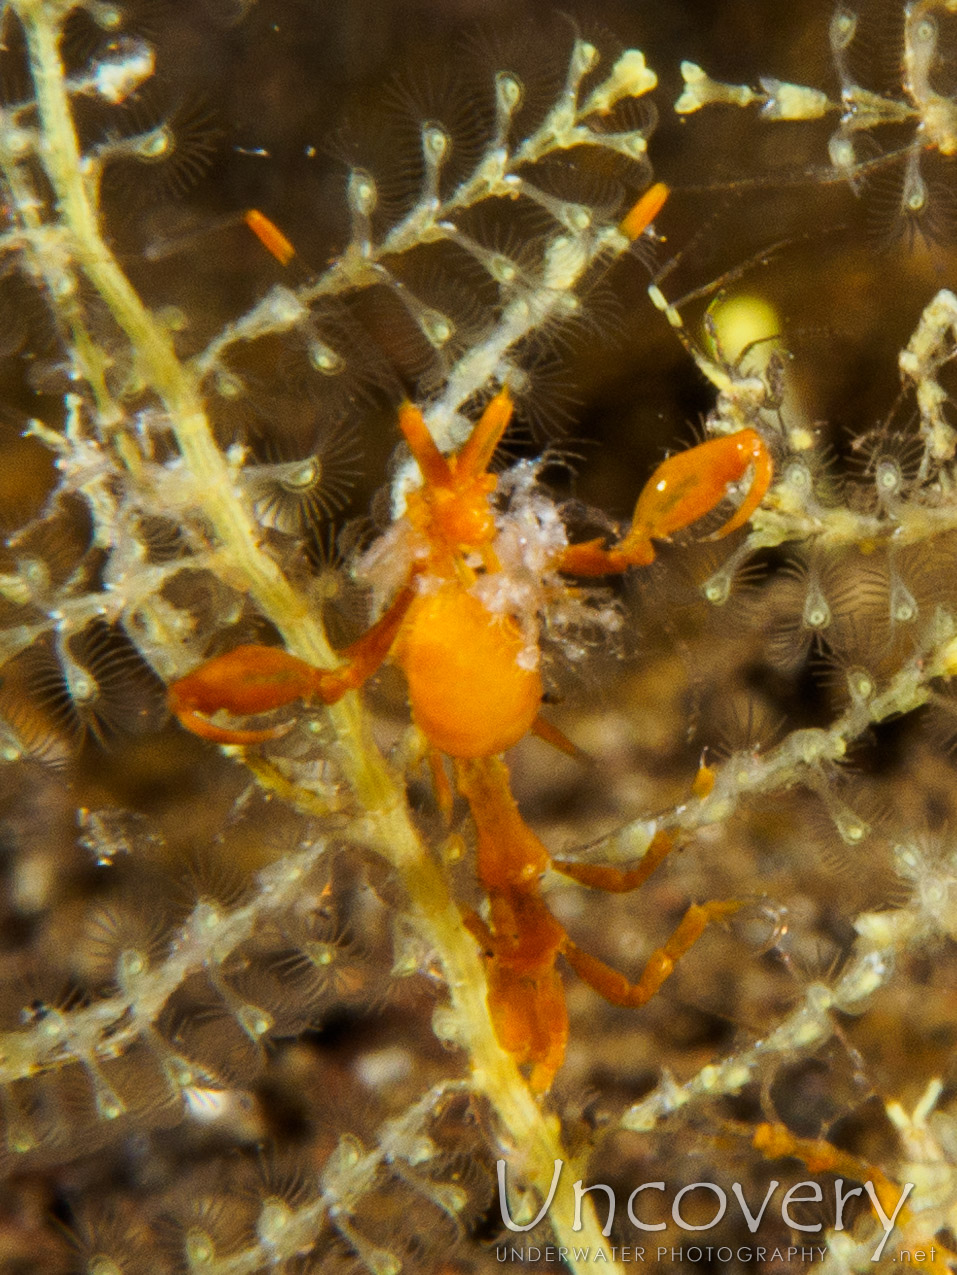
left=395, top=586, right=542, bottom=758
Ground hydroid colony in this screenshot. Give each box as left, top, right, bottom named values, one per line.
left=0, top=2, right=956, bottom=1273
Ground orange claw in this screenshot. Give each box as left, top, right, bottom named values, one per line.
left=617, top=427, right=773, bottom=561
left=168, top=644, right=324, bottom=744
left=558, top=428, right=772, bottom=577
left=168, top=584, right=419, bottom=745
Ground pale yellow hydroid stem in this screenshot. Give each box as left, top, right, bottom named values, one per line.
left=15, top=4, right=617, bottom=1270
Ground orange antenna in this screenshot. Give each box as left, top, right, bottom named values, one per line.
left=243, top=209, right=297, bottom=267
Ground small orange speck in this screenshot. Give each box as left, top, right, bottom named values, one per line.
left=618, top=181, right=669, bottom=241
left=243, top=209, right=296, bottom=266
left=692, top=763, right=716, bottom=799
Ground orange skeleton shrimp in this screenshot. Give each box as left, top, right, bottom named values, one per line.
left=169, top=188, right=774, bottom=1091
left=169, top=390, right=771, bottom=1089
